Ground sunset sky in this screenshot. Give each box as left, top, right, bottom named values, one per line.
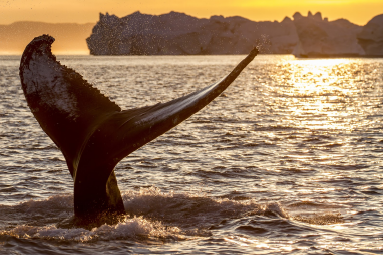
left=1, top=0, right=382, bottom=25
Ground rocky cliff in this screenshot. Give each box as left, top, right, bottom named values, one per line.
left=357, top=14, right=383, bottom=56
left=86, top=11, right=382, bottom=57
left=292, top=11, right=364, bottom=57
left=86, top=11, right=299, bottom=55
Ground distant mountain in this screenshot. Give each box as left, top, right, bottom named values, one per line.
left=86, top=11, right=383, bottom=57
left=0, top=21, right=94, bottom=54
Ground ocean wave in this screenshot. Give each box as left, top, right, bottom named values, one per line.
left=2, top=216, right=181, bottom=242
left=0, top=187, right=291, bottom=242
left=0, top=186, right=355, bottom=244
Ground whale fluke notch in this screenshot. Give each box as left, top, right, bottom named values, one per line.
left=19, top=34, right=258, bottom=222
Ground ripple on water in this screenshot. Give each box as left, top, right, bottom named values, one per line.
left=0, top=55, right=382, bottom=253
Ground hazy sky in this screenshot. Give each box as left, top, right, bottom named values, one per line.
left=1, top=0, right=382, bottom=25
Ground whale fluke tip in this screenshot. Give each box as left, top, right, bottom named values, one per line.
left=33, top=34, right=55, bottom=44
left=21, top=34, right=55, bottom=55
left=249, top=46, right=259, bottom=59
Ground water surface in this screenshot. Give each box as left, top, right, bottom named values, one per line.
left=1, top=55, right=382, bottom=254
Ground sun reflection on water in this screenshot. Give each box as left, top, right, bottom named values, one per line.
left=262, top=58, right=382, bottom=134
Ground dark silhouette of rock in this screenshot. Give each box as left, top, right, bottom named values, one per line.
left=292, top=12, right=364, bottom=57
left=86, top=11, right=382, bottom=57
left=357, top=14, right=383, bottom=56
left=86, top=12, right=299, bottom=55
left=293, top=12, right=304, bottom=21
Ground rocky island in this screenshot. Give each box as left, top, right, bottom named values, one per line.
left=86, top=11, right=383, bottom=57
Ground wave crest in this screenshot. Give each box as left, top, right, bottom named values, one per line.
left=3, top=216, right=181, bottom=242
left=1, top=187, right=293, bottom=242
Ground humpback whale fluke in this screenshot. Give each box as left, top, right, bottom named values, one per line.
left=19, top=35, right=258, bottom=222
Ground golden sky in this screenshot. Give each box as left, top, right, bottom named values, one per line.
left=1, top=0, right=382, bottom=25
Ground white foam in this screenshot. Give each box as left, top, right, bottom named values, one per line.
left=4, top=216, right=181, bottom=242
left=251, top=202, right=290, bottom=218
left=122, top=187, right=290, bottom=220
left=1, top=187, right=291, bottom=242
left=2, top=188, right=291, bottom=221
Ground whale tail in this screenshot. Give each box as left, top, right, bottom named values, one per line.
left=19, top=35, right=258, bottom=221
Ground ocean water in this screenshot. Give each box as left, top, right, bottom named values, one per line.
left=0, top=54, right=382, bottom=254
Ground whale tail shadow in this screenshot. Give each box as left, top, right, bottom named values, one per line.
left=19, top=35, right=258, bottom=222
